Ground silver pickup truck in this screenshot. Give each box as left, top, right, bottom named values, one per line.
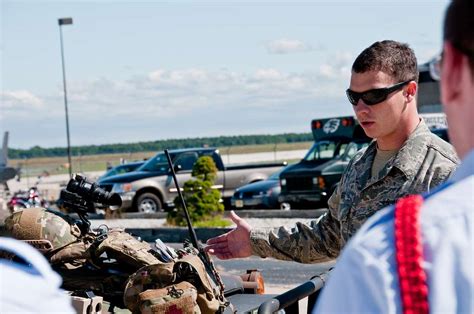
left=98, top=147, right=286, bottom=212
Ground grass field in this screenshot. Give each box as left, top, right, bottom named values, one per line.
left=10, top=142, right=313, bottom=178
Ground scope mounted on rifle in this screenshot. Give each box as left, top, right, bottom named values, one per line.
left=58, top=174, right=122, bottom=235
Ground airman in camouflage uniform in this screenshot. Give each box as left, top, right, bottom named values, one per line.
left=250, top=120, right=458, bottom=263
left=206, top=40, right=459, bottom=264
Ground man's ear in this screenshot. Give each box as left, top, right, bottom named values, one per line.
left=406, top=81, right=417, bottom=101
left=441, top=41, right=464, bottom=104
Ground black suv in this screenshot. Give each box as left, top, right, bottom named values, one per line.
left=278, top=116, right=371, bottom=209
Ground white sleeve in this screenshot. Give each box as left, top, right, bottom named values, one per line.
left=313, top=209, right=401, bottom=314
left=0, top=237, right=75, bottom=314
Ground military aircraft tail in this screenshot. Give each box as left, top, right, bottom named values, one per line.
left=0, top=131, right=18, bottom=185
left=1, top=131, right=9, bottom=167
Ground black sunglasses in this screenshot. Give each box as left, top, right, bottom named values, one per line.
left=346, top=80, right=412, bottom=106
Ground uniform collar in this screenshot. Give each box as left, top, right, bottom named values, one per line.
left=357, top=120, right=430, bottom=189
left=386, top=120, right=431, bottom=179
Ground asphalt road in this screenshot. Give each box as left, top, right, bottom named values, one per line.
left=167, top=243, right=334, bottom=313
left=214, top=255, right=334, bottom=288
left=212, top=255, right=334, bottom=313
left=167, top=242, right=334, bottom=289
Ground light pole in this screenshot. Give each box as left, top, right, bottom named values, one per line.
left=58, top=17, right=73, bottom=178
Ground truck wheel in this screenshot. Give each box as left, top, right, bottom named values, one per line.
left=136, top=193, right=163, bottom=213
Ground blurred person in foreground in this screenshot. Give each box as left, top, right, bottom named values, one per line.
left=0, top=237, right=74, bottom=313
left=315, top=1, right=473, bottom=313
left=206, top=40, right=459, bottom=264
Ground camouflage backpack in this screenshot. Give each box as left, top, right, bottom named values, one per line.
left=124, top=247, right=229, bottom=314
left=137, top=281, right=200, bottom=314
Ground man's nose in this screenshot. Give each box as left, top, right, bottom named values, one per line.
left=353, top=99, right=370, bottom=113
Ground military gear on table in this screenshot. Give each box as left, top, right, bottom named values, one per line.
left=176, top=254, right=224, bottom=314
left=124, top=262, right=175, bottom=311
left=3, top=208, right=164, bottom=307
left=4, top=208, right=161, bottom=268
left=4, top=207, right=81, bottom=253
left=250, top=120, right=459, bottom=263
left=95, top=229, right=162, bottom=268
left=124, top=253, right=227, bottom=314
left=4, top=208, right=228, bottom=312
left=71, top=294, right=103, bottom=314
left=138, top=281, right=199, bottom=314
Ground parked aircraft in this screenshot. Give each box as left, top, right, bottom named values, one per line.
left=0, top=131, right=19, bottom=190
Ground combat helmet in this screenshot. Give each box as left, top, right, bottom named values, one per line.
left=4, top=207, right=81, bottom=253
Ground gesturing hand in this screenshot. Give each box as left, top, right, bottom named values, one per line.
left=205, top=211, right=253, bottom=260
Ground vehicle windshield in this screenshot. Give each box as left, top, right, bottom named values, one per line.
left=341, top=141, right=370, bottom=159
left=136, top=152, right=171, bottom=173
left=303, top=140, right=343, bottom=162
left=100, top=162, right=144, bottom=179
left=268, top=167, right=286, bottom=180
left=105, top=165, right=134, bottom=176
left=107, top=168, right=122, bottom=177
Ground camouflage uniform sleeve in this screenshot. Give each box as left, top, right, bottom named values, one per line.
left=248, top=153, right=359, bottom=263
left=327, top=179, right=342, bottom=212
left=429, top=147, right=460, bottom=189
left=249, top=212, right=342, bottom=263
left=249, top=189, right=344, bottom=263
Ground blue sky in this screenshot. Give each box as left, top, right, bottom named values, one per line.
left=1, top=0, right=449, bottom=149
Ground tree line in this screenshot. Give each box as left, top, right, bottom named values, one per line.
left=9, top=133, right=313, bottom=159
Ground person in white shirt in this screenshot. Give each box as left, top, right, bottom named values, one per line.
left=0, top=237, right=74, bottom=313
left=314, top=1, right=473, bottom=313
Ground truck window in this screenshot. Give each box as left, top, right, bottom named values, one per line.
left=175, top=152, right=199, bottom=171
left=338, top=143, right=348, bottom=157
left=303, top=141, right=338, bottom=162
left=343, top=141, right=370, bottom=160
left=202, top=151, right=224, bottom=170
left=138, top=153, right=170, bottom=173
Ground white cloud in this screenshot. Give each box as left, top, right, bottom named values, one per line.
left=266, top=38, right=312, bottom=54
left=17, top=66, right=349, bottom=116
left=2, top=57, right=354, bottom=148
left=1, top=90, right=44, bottom=110
left=254, top=68, right=284, bottom=80
left=318, top=51, right=353, bottom=80
left=149, top=68, right=209, bottom=86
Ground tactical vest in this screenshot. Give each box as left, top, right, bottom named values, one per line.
left=124, top=253, right=228, bottom=314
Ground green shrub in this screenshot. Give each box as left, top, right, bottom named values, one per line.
left=167, top=156, right=225, bottom=226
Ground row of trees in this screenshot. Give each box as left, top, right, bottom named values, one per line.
left=9, top=133, right=313, bottom=159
